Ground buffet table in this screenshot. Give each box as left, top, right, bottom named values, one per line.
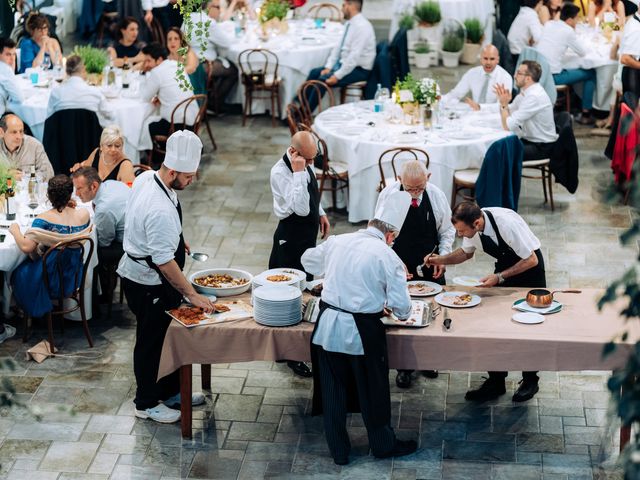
left=157, top=287, right=636, bottom=438
left=313, top=101, right=512, bottom=222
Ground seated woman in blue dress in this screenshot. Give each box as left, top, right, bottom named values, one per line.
left=18, top=12, right=63, bottom=74
left=8, top=175, right=91, bottom=318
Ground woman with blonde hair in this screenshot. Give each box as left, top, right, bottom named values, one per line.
left=70, top=125, right=135, bottom=185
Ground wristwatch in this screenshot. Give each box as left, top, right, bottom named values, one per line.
left=497, top=272, right=505, bottom=284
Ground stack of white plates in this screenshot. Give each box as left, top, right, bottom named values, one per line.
left=253, top=285, right=302, bottom=327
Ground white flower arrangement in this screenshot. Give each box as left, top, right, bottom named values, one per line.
left=419, top=78, right=440, bottom=105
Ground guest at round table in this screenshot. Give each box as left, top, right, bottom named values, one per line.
left=70, top=125, right=135, bottom=185
left=18, top=12, right=62, bottom=74
left=107, top=17, right=145, bottom=69
left=9, top=174, right=91, bottom=319
left=166, top=27, right=207, bottom=96
left=538, top=0, right=562, bottom=23
left=589, top=0, right=626, bottom=29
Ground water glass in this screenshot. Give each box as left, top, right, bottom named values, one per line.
left=314, top=18, right=324, bottom=29
left=29, top=71, right=39, bottom=84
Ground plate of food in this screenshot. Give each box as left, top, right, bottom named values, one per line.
left=434, top=291, right=481, bottom=308
left=452, top=276, right=483, bottom=287
left=167, top=301, right=253, bottom=327
left=254, top=268, right=306, bottom=290
left=190, top=268, right=253, bottom=297
left=381, top=300, right=431, bottom=328
left=407, top=281, right=442, bottom=297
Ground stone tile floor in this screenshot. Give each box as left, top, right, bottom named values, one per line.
left=0, top=65, right=636, bottom=479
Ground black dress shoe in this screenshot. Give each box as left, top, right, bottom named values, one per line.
left=465, top=378, right=506, bottom=402
left=575, top=112, right=595, bottom=126
left=376, top=439, right=418, bottom=458
left=287, top=361, right=313, bottom=378
left=395, top=370, right=412, bottom=388
left=512, top=380, right=539, bottom=402
left=334, top=457, right=348, bottom=466
left=423, top=370, right=439, bottom=378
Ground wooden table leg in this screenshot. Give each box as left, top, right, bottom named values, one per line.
left=180, top=364, right=192, bottom=439
left=201, top=364, right=211, bottom=391
left=620, top=383, right=631, bottom=452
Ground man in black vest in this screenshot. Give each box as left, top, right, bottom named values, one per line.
left=269, top=131, right=330, bottom=377
left=426, top=202, right=545, bottom=403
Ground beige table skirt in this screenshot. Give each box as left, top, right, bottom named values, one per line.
left=158, top=287, right=635, bottom=379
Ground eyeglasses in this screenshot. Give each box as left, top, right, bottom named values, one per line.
left=514, top=71, right=530, bottom=77
left=402, top=183, right=426, bottom=193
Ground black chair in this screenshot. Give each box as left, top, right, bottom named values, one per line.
left=43, top=109, right=102, bottom=174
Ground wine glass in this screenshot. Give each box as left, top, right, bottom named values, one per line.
left=37, top=183, right=49, bottom=210
left=41, top=55, right=52, bottom=72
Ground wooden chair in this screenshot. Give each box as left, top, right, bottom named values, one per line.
left=451, top=169, right=479, bottom=207
left=522, top=159, right=554, bottom=211
left=238, top=49, right=282, bottom=127
left=298, top=79, right=335, bottom=123
left=307, top=3, right=342, bottom=21
left=286, top=103, right=307, bottom=135
left=23, top=237, right=95, bottom=349
left=95, top=11, right=119, bottom=47
left=149, top=94, right=208, bottom=165
left=555, top=85, right=571, bottom=113
left=377, top=147, right=430, bottom=191
left=340, top=81, right=367, bottom=104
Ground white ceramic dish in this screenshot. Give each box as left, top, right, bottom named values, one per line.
left=512, top=312, right=544, bottom=324
left=452, top=276, right=483, bottom=287
left=254, top=268, right=306, bottom=290
left=435, top=291, right=481, bottom=308
left=190, top=268, right=253, bottom=297
left=512, top=298, right=562, bottom=315
left=407, top=281, right=442, bottom=297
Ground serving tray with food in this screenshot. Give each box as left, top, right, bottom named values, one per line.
left=381, top=300, right=434, bottom=328
left=189, top=268, right=253, bottom=297
left=407, top=281, right=442, bottom=297
left=434, top=291, right=482, bottom=308
left=167, top=301, right=253, bottom=328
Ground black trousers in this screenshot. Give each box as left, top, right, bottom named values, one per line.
left=522, top=139, right=555, bottom=161
left=96, top=242, right=123, bottom=300
left=122, top=277, right=179, bottom=410
left=316, top=346, right=396, bottom=460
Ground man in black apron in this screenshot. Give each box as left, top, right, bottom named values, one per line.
left=269, top=131, right=330, bottom=378
left=118, top=131, right=215, bottom=423
left=426, top=202, right=545, bottom=403
left=301, top=190, right=417, bottom=466
left=376, top=160, right=455, bottom=388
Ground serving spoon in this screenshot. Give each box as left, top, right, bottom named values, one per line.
left=189, top=252, right=209, bottom=262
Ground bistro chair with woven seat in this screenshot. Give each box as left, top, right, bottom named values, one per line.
left=340, top=81, right=367, bottom=104
left=95, top=11, right=119, bottom=47
left=286, top=103, right=307, bottom=135
left=149, top=94, right=208, bottom=165
left=377, top=147, right=430, bottom=191
left=307, top=3, right=342, bottom=21
left=23, top=237, right=95, bottom=350
left=298, top=79, right=335, bottom=123
left=238, top=48, right=282, bottom=127
left=451, top=169, right=479, bottom=207
left=522, top=158, right=554, bottom=211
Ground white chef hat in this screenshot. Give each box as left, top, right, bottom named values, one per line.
left=373, top=190, right=411, bottom=231
left=163, top=130, right=203, bottom=173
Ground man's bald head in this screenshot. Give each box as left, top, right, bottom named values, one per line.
left=0, top=114, right=25, bottom=152
left=480, top=44, right=500, bottom=74
left=290, top=131, right=318, bottom=164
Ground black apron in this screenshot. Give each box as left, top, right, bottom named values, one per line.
left=310, top=301, right=390, bottom=428
left=127, top=174, right=186, bottom=309
left=479, top=210, right=546, bottom=288
left=392, top=187, right=445, bottom=284
left=268, top=155, right=321, bottom=274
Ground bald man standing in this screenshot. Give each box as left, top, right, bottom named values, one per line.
left=441, top=44, right=513, bottom=112
left=269, top=131, right=330, bottom=378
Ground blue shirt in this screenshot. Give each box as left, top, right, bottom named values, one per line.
left=19, top=37, right=50, bottom=74
left=32, top=218, right=90, bottom=234
left=93, top=180, right=130, bottom=247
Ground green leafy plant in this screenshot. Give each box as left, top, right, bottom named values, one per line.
left=0, top=161, right=14, bottom=197
left=414, top=43, right=430, bottom=54
left=464, top=18, right=483, bottom=44
left=414, top=1, right=441, bottom=25
left=259, top=0, right=290, bottom=23
left=399, top=13, right=415, bottom=31
left=442, top=33, right=464, bottom=52
left=71, top=46, right=109, bottom=74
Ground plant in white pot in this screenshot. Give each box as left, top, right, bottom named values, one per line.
left=414, top=1, right=441, bottom=45
left=414, top=43, right=432, bottom=69
left=440, top=20, right=465, bottom=67
left=461, top=18, right=483, bottom=64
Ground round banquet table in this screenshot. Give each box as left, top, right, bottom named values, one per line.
left=225, top=19, right=342, bottom=119
left=10, top=73, right=158, bottom=165
left=313, top=100, right=512, bottom=223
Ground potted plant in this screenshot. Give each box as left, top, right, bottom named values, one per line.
left=0, top=162, right=13, bottom=214
left=440, top=31, right=464, bottom=67
left=398, top=13, right=415, bottom=31
left=259, top=0, right=290, bottom=36
left=414, top=1, right=441, bottom=45
left=461, top=18, right=483, bottom=64
left=414, top=42, right=432, bottom=69
left=72, top=46, right=109, bottom=85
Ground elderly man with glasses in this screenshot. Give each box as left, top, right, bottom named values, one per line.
left=494, top=60, right=558, bottom=161
left=375, top=160, right=455, bottom=389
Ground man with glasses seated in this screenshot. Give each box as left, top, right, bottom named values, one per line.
left=494, top=60, right=558, bottom=161
left=376, top=160, right=455, bottom=389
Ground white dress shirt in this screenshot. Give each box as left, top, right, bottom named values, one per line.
left=140, top=59, right=199, bottom=125
left=0, top=61, right=24, bottom=117
left=141, top=0, right=169, bottom=10
left=461, top=207, right=541, bottom=260
left=186, top=13, right=234, bottom=63
left=46, top=76, right=114, bottom=120
left=620, top=14, right=640, bottom=59
left=441, top=65, right=513, bottom=111
left=324, top=13, right=376, bottom=80
left=270, top=151, right=326, bottom=219
left=93, top=179, right=131, bottom=248
left=536, top=20, right=586, bottom=74
left=376, top=180, right=455, bottom=255
left=117, top=171, right=182, bottom=285
left=506, top=82, right=558, bottom=143
left=301, top=227, right=412, bottom=355
left=508, top=7, right=543, bottom=55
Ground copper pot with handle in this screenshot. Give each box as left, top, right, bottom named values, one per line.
left=525, top=289, right=582, bottom=308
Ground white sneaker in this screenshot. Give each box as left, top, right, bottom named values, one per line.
left=163, top=392, right=206, bottom=408
left=0, top=325, right=16, bottom=344
left=134, top=403, right=181, bottom=423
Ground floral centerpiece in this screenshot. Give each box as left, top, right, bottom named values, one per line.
left=259, top=0, right=290, bottom=36
left=393, top=74, right=440, bottom=124
left=0, top=161, right=14, bottom=213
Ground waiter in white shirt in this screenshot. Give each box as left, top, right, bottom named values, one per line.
left=620, top=1, right=640, bottom=95
left=426, top=202, right=546, bottom=403
left=269, top=131, right=330, bottom=378
left=118, top=130, right=214, bottom=424
left=441, top=45, right=513, bottom=112
left=300, top=0, right=375, bottom=113
left=375, top=160, right=454, bottom=388
left=301, top=190, right=417, bottom=466
left=495, top=60, right=558, bottom=161
left=507, top=0, right=543, bottom=64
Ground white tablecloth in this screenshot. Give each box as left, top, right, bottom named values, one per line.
left=226, top=19, right=342, bottom=119
left=10, top=75, right=157, bottom=165
left=314, top=101, right=511, bottom=223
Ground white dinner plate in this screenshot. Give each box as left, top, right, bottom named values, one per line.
left=435, top=291, right=481, bottom=308
left=393, top=134, right=421, bottom=144
left=338, top=126, right=363, bottom=137
left=452, top=276, right=483, bottom=287
left=445, top=131, right=476, bottom=140
left=512, top=299, right=562, bottom=315
left=512, top=312, right=544, bottom=324
left=407, top=281, right=442, bottom=297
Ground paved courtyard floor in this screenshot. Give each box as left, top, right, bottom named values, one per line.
left=0, top=65, right=635, bottom=479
